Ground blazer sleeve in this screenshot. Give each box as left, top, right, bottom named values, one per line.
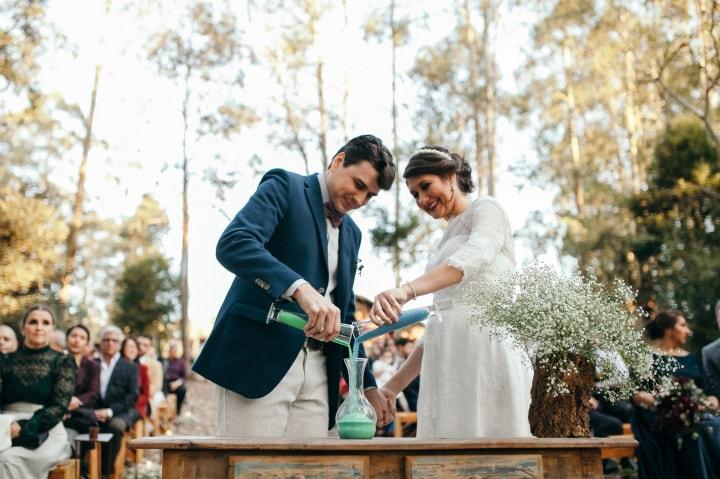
left=108, top=362, right=138, bottom=416
left=77, top=359, right=100, bottom=407
left=216, top=169, right=304, bottom=299
left=702, top=345, right=720, bottom=397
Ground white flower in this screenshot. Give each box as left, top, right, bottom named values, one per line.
left=463, top=261, right=657, bottom=399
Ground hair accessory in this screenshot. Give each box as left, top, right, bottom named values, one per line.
left=411, top=148, right=454, bottom=163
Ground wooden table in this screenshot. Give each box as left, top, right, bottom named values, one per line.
left=130, top=435, right=637, bottom=478
left=75, top=432, right=113, bottom=479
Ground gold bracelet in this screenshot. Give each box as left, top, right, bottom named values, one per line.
left=404, top=281, right=417, bottom=301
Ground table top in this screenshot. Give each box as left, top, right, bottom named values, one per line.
left=75, top=433, right=114, bottom=443
left=129, top=435, right=637, bottom=451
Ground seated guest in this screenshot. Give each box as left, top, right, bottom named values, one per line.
left=0, top=324, right=19, bottom=355
left=394, top=338, right=420, bottom=412
left=0, top=305, right=76, bottom=478
left=49, top=329, right=66, bottom=353
left=121, top=337, right=150, bottom=424
left=136, top=335, right=165, bottom=417
left=63, top=325, right=100, bottom=441
left=633, top=310, right=720, bottom=479
left=702, top=300, right=720, bottom=397
left=164, top=342, right=187, bottom=415
left=94, top=326, right=138, bottom=478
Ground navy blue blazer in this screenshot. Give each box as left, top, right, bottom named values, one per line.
left=192, top=169, right=376, bottom=428
left=95, top=357, right=138, bottom=422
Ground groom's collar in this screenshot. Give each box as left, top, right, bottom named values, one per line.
left=317, top=171, right=330, bottom=204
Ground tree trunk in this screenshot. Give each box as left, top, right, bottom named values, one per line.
left=59, top=0, right=112, bottom=311
left=180, top=67, right=192, bottom=362
left=562, top=38, right=585, bottom=221
left=390, top=0, right=401, bottom=288
left=463, top=0, right=484, bottom=195
left=307, top=0, right=327, bottom=168
left=528, top=354, right=595, bottom=438
left=481, top=0, right=496, bottom=197
left=623, top=48, right=642, bottom=195
left=341, top=0, right=350, bottom=143
left=270, top=55, right=310, bottom=173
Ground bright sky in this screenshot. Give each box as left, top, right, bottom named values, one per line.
left=42, top=0, right=557, bottom=336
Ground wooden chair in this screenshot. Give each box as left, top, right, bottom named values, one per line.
left=114, top=419, right=145, bottom=479
left=393, top=411, right=417, bottom=438
left=48, top=459, right=79, bottom=479
left=600, top=422, right=637, bottom=459
left=156, top=394, right=178, bottom=435
left=126, top=419, right=145, bottom=464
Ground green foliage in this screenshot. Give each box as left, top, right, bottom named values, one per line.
left=631, top=118, right=720, bottom=350
left=0, top=189, right=67, bottom=320
left=650, top=117, right=719, bottom=189
left=111, top=254, right=177, bottom=337
left=0, top=0, right=50, bottom=93
left=369, top=207, right=421, bottom=252
left=120, top=194, right=170, bottom=261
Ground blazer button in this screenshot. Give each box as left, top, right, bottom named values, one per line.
left=318, top=287, right=325, bottom=294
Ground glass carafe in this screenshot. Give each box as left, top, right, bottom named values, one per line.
left=336, top=357, right=376, bottom=439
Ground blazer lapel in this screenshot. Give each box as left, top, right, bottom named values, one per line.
left=335, top=220, right=354, bottom=309
left=305, top=174, right=329, bottom=270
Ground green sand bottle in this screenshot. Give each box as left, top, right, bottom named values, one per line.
left=336, top=357, right=376, bottom=439
left=265, top=303, right=354, bottom=348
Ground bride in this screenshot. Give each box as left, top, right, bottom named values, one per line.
left=369, top=146, right=533, bottom=439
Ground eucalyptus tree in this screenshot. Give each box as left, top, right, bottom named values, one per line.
left=0, top=0, right=72, bottom=319
left=630, top=117, right=720, bottom=349
left=147, top=0, right=254, bottom=359
left=59, top=0, right=113, bottom=310
left=0, top=189, right=67, bottom=321
left=364, top=0, right=416, bottom=286
left=111, top=195, right=177, bottom=338
left=646, top=0, right=720, bottom=147
left=259, top=0, right=334, bottom=173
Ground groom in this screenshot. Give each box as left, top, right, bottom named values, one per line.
left=193, top=135, right=397, bottom=437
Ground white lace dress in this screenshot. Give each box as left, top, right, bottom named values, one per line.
left=417, top=197, right=533, bottom=439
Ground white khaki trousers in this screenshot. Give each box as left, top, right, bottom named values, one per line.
left=216, top=346, right=329, bottom=438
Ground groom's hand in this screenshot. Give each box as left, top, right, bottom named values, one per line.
left=366, top=388, right=395, bottom=427
left=293, top=283, right=341, bottom=341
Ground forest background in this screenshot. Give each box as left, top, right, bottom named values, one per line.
left=2, top=0, right=718, bottom=359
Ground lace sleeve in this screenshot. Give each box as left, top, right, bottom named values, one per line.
left=446, top=199, right=509, bottom=284
left=19, top=353, right=76, bottom=437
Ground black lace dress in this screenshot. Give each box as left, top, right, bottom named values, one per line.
left=0, top=345, right=76, bottom=478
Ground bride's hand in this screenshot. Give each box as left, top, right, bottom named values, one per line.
left=369, top=287, right=409, bottom=326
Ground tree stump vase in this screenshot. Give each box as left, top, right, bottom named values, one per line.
left=528, top=354, right=595, bottom=438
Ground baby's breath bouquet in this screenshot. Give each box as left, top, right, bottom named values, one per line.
left=464, top=262, right=656, bottom=437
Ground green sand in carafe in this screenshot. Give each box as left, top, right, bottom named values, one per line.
left=337, top=412, right=376, bottom=439
left=336, top=357, right=376, bottom=439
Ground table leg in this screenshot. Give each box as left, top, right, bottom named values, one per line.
left=88, top=444, right=100, bottom=479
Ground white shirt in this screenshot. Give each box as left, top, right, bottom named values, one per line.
left=100, top=352, right=121, bottom=401
left=283, top=172, right=340, bottom=300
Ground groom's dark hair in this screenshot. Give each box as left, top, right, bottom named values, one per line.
left=331, top=135, right=396, bottom=190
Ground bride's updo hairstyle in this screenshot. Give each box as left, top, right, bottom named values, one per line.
left=403, top=145, right=475, bottom=194
left=644, top=310, right=684, bottom=341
